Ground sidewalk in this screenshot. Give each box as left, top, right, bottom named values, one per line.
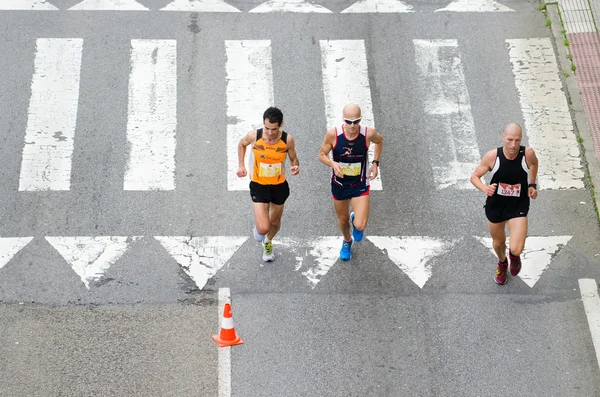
left=546, top=0, right=600, bottom=218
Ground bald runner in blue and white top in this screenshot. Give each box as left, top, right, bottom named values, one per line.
left=331, top=124, right=371, bottom=200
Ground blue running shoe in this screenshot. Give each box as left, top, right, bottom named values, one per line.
left=340, top=239, right=353, bottom=261
left=350, top=212, right=364, bottom=242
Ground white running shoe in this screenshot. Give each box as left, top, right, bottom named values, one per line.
left=263, top=241, right=275, bottom=262
left=253, top=226, right=265, bottom=242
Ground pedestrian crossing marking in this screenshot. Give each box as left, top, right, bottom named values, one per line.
left=124, top=40, right=178, bottom=191
left=226, top=40, right=274, bottom=191
left=19, top=38, right=83, bottom=191
left=68, top=0, right=148, bottom=10
left=155, top=236, right=248, bottom=290
left=8, top=37, right=585, bottom=193
left=506, top=38, right=584, bottom=190
left=435, top=0, right=514, bottom=12
left=475, top=236, right=572, bottom=287
left=0, top=237, right=33, bottom=270
left=0, top=0, right=58, bottom=10
left=320, top=40, right=382, bottom=190
left=45, top=236, right=142, bottom=289
left=161, top=0, right=241, bottom=12
left=0, top=235, right=580, bottom=290
left=249, top=0, right=332, bottom=13
left=413, top=39, right=480, bottom=190
left=341, top=0, right=414, bottom=13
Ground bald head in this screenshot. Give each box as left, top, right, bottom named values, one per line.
left=343, top=104, right=362, bottom=119
left=504, top=122, right=522, bottom=137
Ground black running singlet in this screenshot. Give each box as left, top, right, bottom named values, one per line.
left=486, top=146, right=530, bottom=210
left=331, top=124, right=369, bottom=188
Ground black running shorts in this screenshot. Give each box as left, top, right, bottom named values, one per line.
left=484, top=200, right=530, bottom=223
left=249, top=180, right=290, bottom=205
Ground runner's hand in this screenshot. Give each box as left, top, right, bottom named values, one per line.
left=332, top=162, right=344, bottom=178
left=528, top=186, right=538, bottom=199
left=485, top=183, right=497, bottom=197
left=236, top=167, right=247, bottom=178
left=368, top=164, right=379, bottom=180
left=291, top=165, right=300, bottom=175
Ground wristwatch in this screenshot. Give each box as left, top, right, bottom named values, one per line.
left=372, top=160, right=380, bottom=166
left=528, top=183, right=537, bottom=189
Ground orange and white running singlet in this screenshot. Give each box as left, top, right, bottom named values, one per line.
left=250, top=128, right=288, bottom=185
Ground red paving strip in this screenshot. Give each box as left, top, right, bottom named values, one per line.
left=568, top=32, right=600, bottom=158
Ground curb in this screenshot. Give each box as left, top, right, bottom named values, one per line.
left=545, top=2, right=600, bottom=220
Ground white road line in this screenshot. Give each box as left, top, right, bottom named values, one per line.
left=0, top=0, right=58, bottom=10
left=218, top=287, right=232, bottom=397
left=435, top=0, right=514, bottom=12
left=341, top=0, right=414, bottom=13
left=368, top=236, right=458, bottom=288
left=45, top=236, right=140, bottom=289
left=0, top=237, right=34, bottom=269
left=68, top=0, right=148, bottom=10
left=124, top=40, right=177, bottom=191
left=320, top=40, right=382, bottom=190
left=579, top=279, right=600, bottom=371
left=413, top=39, right=480, bottom=189
left=161, top=0, right=240, bottom=12
left=19, top=38, right=83, bottom=191
left=249, top=0, right=332, bottom=12
left=506, top=38, right=584, bottom=190
left=226, top=40, right=274, bottom=191
left=154, top=236, right=248, bottom=289
left=475, top=235, right=572, bottom=287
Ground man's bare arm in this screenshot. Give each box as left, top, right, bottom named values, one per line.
left=236, top=130, right=257, bottom=177
left=286, top=134, right=300, bottom=175
left=471, top=149, right=496, bottom=196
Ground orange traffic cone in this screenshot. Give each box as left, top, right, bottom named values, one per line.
left=213, top=302, right=244, bottom=347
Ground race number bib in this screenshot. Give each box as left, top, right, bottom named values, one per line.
left=498, top=183, right=521, bottom=197
left=259, top=162, right=282, bottom=177
left=340, top=162, right=361, bottom=177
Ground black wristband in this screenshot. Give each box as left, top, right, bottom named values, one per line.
left=528, top=183, right=537, bottom=189
left=372, top=160, right=380, bottom=166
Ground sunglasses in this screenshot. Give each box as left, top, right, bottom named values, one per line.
left=344, top=118, right=361, bottom=125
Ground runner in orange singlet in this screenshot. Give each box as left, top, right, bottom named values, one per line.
left=236, top=107, right=300, bottom=262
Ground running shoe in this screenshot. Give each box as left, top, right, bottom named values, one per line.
left=253, top=226, right=265, bottom=242
left=509, top=253, right=522, bottom=276
left=263, top=241, right=275, bottom=262
left=494, top=259, right=508, bottom=285
left=350, top=212, right=364, bottom=242
left=340, top=239, right=353, bottom=261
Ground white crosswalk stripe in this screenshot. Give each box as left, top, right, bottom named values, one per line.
left=19, top=38, right=83, bottom=191
left=10, top=37, right=584, bottom=193
left=506, top=38, right=585, bottom=190
left=226, top=40, right=275, bottom=191
left=413, top=39, right=480, bottom=190
left=124, top=39, right=178, bottom=191
left=320, top=40, right=382, bottom=190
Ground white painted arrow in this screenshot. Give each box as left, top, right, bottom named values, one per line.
left=161, top=0, right=240, bottom=12
left=46, top=236, right=140, bottom=289
left=0, top=0, right=58, bottom=10
left=69, top=0, right=148, bottom=10
left=435, top=0, right=514, bottom=12
left=249, top=0, right=332, bottom=13
left=474, top=236, right=572, bottom=287
left=287, top=237, right=340, bottom=289
left=341, top=0, right=413, bottom=13
left=368, top=236, right=458, bottom=288
left=0, top=237, right=34, bottom=270
left=155, top=236, right=247, bottom=290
